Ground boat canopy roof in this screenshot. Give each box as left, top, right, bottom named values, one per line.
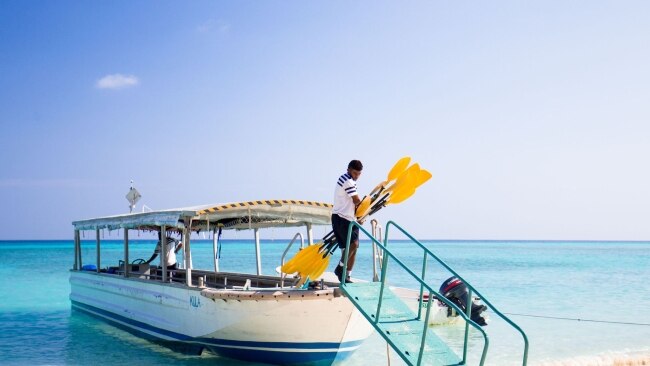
left=72, top=199, right=333, bottom=231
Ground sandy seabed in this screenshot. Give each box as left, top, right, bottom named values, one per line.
left=537, top=351, right=650, bottom=366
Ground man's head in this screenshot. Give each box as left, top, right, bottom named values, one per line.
left=347, top=160, right=363, bottom=180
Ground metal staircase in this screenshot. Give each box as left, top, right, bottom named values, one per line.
left=340, top=220, right=529, bottom=366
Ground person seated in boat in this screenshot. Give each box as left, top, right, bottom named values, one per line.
left=332, top=159, right=363, bottom=284
left=145, top=233, right=183, bottom=270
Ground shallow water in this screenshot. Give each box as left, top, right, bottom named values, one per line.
left=1, top=238, right=648, bottom=365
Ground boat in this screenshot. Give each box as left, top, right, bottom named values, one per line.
left=70, top=199, right=383, bottom=364
left=70, top=199, right=491, bottom=365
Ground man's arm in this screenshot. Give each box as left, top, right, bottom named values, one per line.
left=352, top=194, right=366, bottom=224
left=352, top=194, right=361, bottom=206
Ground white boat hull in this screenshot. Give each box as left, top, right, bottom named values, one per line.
left=69, top=271, right=373, bottom=365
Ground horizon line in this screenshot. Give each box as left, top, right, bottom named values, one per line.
left=1, top=238, right=649, bottom=243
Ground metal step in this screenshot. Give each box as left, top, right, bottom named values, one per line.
left=342, top=282, right=461, bottom=366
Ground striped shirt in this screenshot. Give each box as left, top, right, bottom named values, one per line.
left=332, top=172, right=358, bottom=221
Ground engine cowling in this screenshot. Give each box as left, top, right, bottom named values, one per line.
left=439, top=276, right=488, bottom=326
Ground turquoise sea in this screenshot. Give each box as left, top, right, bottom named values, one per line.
left=1, top=238, right=649, bottom=365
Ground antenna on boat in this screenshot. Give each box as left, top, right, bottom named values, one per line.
left=125, top=180, right=141, bottom=213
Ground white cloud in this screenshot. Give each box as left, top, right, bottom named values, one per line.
left=95, top=74, right=139, bottom=90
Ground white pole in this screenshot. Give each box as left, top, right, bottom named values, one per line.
left=124, top=229, right=129, bottom=278
left=96, top=229, right=101, bottom=273
left=371, top=220, right=379, bottom=282
left=184, top=220, right=193, bottom=287
left=254, top=228, right=261, bottom=275
left=306, top=223, right=313, bottom=247
left=77, top=230, right=82, bottom=268
left=74, top=230, right=79, bottom=270
left=160, top=225, right=167, bottom=283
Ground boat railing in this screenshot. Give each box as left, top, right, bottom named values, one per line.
left=382, top=220, right=529, bottom=366
left=280, top=232, right=304, bottom=287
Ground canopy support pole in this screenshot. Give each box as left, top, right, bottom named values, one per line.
left=306, top=223, right=313, bottom=247
left=73, top=230, right=79, bottom=270
left=96, top=229, right=101, bottom=273
left=160, top=225, right=167, bottom=283
left=77, top=231, right=82, bottom=268
left=124, top=229, right=129, bottom=278
left=184, top=219, right=193, bottom=287
left=254, top=228, right=262, bottom=275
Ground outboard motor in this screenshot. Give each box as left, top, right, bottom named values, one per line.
left=439, top=276, right=488, bottom=326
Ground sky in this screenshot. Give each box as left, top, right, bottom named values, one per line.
left=1, top=1, right=649, bottom=240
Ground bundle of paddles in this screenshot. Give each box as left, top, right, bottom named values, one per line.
left=281, top=157, right=432, bottom=286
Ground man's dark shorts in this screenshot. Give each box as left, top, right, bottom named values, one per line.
left=332, top=214, right=359, bottom=249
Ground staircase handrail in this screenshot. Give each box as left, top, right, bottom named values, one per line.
left=385, top=220, right=529, bottom=366
left=343, top=221, right=489, bottom=365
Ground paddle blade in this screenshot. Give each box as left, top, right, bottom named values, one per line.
left=281, top=251, right=304, bottom=273
left=387, top=156, right=411, bottom=182
left=294, top=245, right=324, bottom=272
left=367, top=157, right=413, bottom=200
left=355, top=196, right=371, bottom=218
left=388, top=187, right=416, bottom=205
left=295, top=251, right=331, bottom=287
left=386, top=163, right=419, bottom=195
left=403, top=162, right=421, bottom=177
left=415, top=169, right=432, bottom=188
left=385, top=163, right=420, bottom=193
left=308, top=254, right=331, bottom=280
left=281, top=244, right=321, bottom=274
left=386, top=169, right=430, bottom=205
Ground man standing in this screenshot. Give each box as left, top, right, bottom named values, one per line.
left=332, top=160, right=363, bottom=283
left=146, top=232, right=183, bottom=270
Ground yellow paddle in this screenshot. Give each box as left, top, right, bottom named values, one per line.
left=385, top=163, right=419, bottom=195
left=386, top=186, right=415, bottom=205
left=367, top=156, right=411, bottom=200
left=385, top=169, right=432, bottom=205
left=355, top=195, right=372, bottom=218
left=281, top=232, right=336, bottom=277
left=359, top=164, right=419, bottom=217
left=281, top=244, right=320, bottom=274
left=306, top=253, right=331, bottom=281
left=294, top=244, right=333, bottom=286
left=415, top=169, right=432, bottom=188
left=356, top=157, right=412, bottom=218
left=292, top=246, right=326, bottom=275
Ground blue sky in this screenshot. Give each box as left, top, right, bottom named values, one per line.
left=1, top=1, right=649, bottom=240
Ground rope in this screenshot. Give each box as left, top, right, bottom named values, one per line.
left=503, top=312, right=650, bottom=326
left=386, top=341, right=391, bottom=366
